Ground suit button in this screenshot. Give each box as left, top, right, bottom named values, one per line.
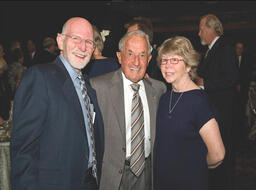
left=122, top=147, right=126, bottom=152
left=119, top=169, right=123, bottom=174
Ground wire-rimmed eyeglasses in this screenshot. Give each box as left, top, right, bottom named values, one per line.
left=160, top=58, right=184, bottom=66
left=60, top=33, right=95, bottom=49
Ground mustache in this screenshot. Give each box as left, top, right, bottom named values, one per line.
left=72, top=49, right=89, bottom=57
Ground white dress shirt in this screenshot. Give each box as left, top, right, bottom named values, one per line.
left=121, top=72, right=151, bottom=158
left=208, top=36, right=220, bottom=50
left=238, top=55, right=242, bottom=67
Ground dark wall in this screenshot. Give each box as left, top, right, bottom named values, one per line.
left=1, top=1, right=256, bottom=58
left=0, top=1, right=130, bottom=57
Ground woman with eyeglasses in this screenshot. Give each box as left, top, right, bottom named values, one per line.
left=153, top=36, right=225, bottom=190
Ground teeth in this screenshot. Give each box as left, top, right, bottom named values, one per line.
left=130, top=67, right=139, bottom=71
left=74, top=53, right=85, bottom=57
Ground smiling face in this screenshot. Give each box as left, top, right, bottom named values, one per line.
left=116, top=35, right=151, bottom=83
left=57, top=18, right=95, bottom=72
left=160, top=53, right=191, bottom=85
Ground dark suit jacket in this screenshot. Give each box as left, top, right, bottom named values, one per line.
left=197, top=36, right=239, bottom=146
left=34, top=49, right=57, bottom=65
left=10, top=57, right=104, bottom=190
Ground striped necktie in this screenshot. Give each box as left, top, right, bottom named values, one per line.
left=77, top=73, right=98, bottom=183
left=130, top=83, right=145, bottom=177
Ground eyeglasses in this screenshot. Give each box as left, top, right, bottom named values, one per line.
left=60, top=33, right=95, bottom=49
left=160, top=58, right=184, bottom=66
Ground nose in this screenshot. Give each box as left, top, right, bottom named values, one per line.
left=78, top=40, right=87, bottom=52
left=133, top=55, right=140, bottom=66
left=165, top=63, right=172, bottom=69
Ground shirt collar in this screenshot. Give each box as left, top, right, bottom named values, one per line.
left=208, top=36, right=220, bottom=50
left=121, top=71, right=144, bottom=90
left=59, top=55, right=81, bottom=82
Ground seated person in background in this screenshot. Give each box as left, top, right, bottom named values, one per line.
left=82, top=25, right=119, bottom=78
left=0, top=60, right=11, bottom=123
left=7, top=48, right=26, bottom=99
left=0, top=44, right=8, bottom=71
left=4, top=40, right=22, bottom=65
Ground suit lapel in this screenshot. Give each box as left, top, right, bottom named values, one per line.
left=143, top=78, right=157, bottom=146
left=53, top=58, right=91, bottom=168
left=62, top=79, right=85, bottom=127
left=110, top=69, right=126, bottom=139
left=53, top=58, right=86, bottom=133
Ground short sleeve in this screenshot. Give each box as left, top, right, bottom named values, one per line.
left=194, top=91, right=216, bottom=132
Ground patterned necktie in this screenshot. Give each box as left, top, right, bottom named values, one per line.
left=77, top=73, right=98, bottom=182
left=130, top=83, right=145, bottom=177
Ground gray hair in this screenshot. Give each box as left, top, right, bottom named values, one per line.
left=118, top=30, right=152, bottom=55
left=43, top=37, right=56, bottom=49
left=157, top=36, right=200, bottom=80
left=201, top=14, right=224, bottom=36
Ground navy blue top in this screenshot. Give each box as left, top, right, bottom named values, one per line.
left=83, top=57, right=120, bottom=78
left=154, top=89, right=215, bottom=190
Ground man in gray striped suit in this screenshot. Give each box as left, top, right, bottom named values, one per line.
left=90, top=30, right=166, bottom=190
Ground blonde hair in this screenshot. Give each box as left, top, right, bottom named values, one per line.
left=157, top=36, right=200, bottom=80
left=93, top=25, right=104, bottom=53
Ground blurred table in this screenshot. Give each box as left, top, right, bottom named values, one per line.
left=0, top=142, right=11, bottom=190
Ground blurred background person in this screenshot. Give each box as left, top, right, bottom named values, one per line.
left=0, top=56, right=12, bottom=123
left=197, top=14, right=239, bottom=190
left=7, top=48, right=26, bottom=100
left=0, top=44, right=8, bottom=72
left=82, top=25, right=119, bottom=78
left=154, top=36, right=225, bottom=190
left=234, top=41, right=253, bottom=148
left=34, top=37, right=58, bottom=64
left=4, top=40, right=22, bottom=65
left=235, top=41, right=253, bottom=119
left=23, top=39, right=38, bottom=68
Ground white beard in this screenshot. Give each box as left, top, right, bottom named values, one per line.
left=68, top=50, right=91, bottom=70
left=200, top=39, right=207, bottom=46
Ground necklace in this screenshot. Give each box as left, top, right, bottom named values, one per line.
left=168, top=89, right=184, bottom=118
